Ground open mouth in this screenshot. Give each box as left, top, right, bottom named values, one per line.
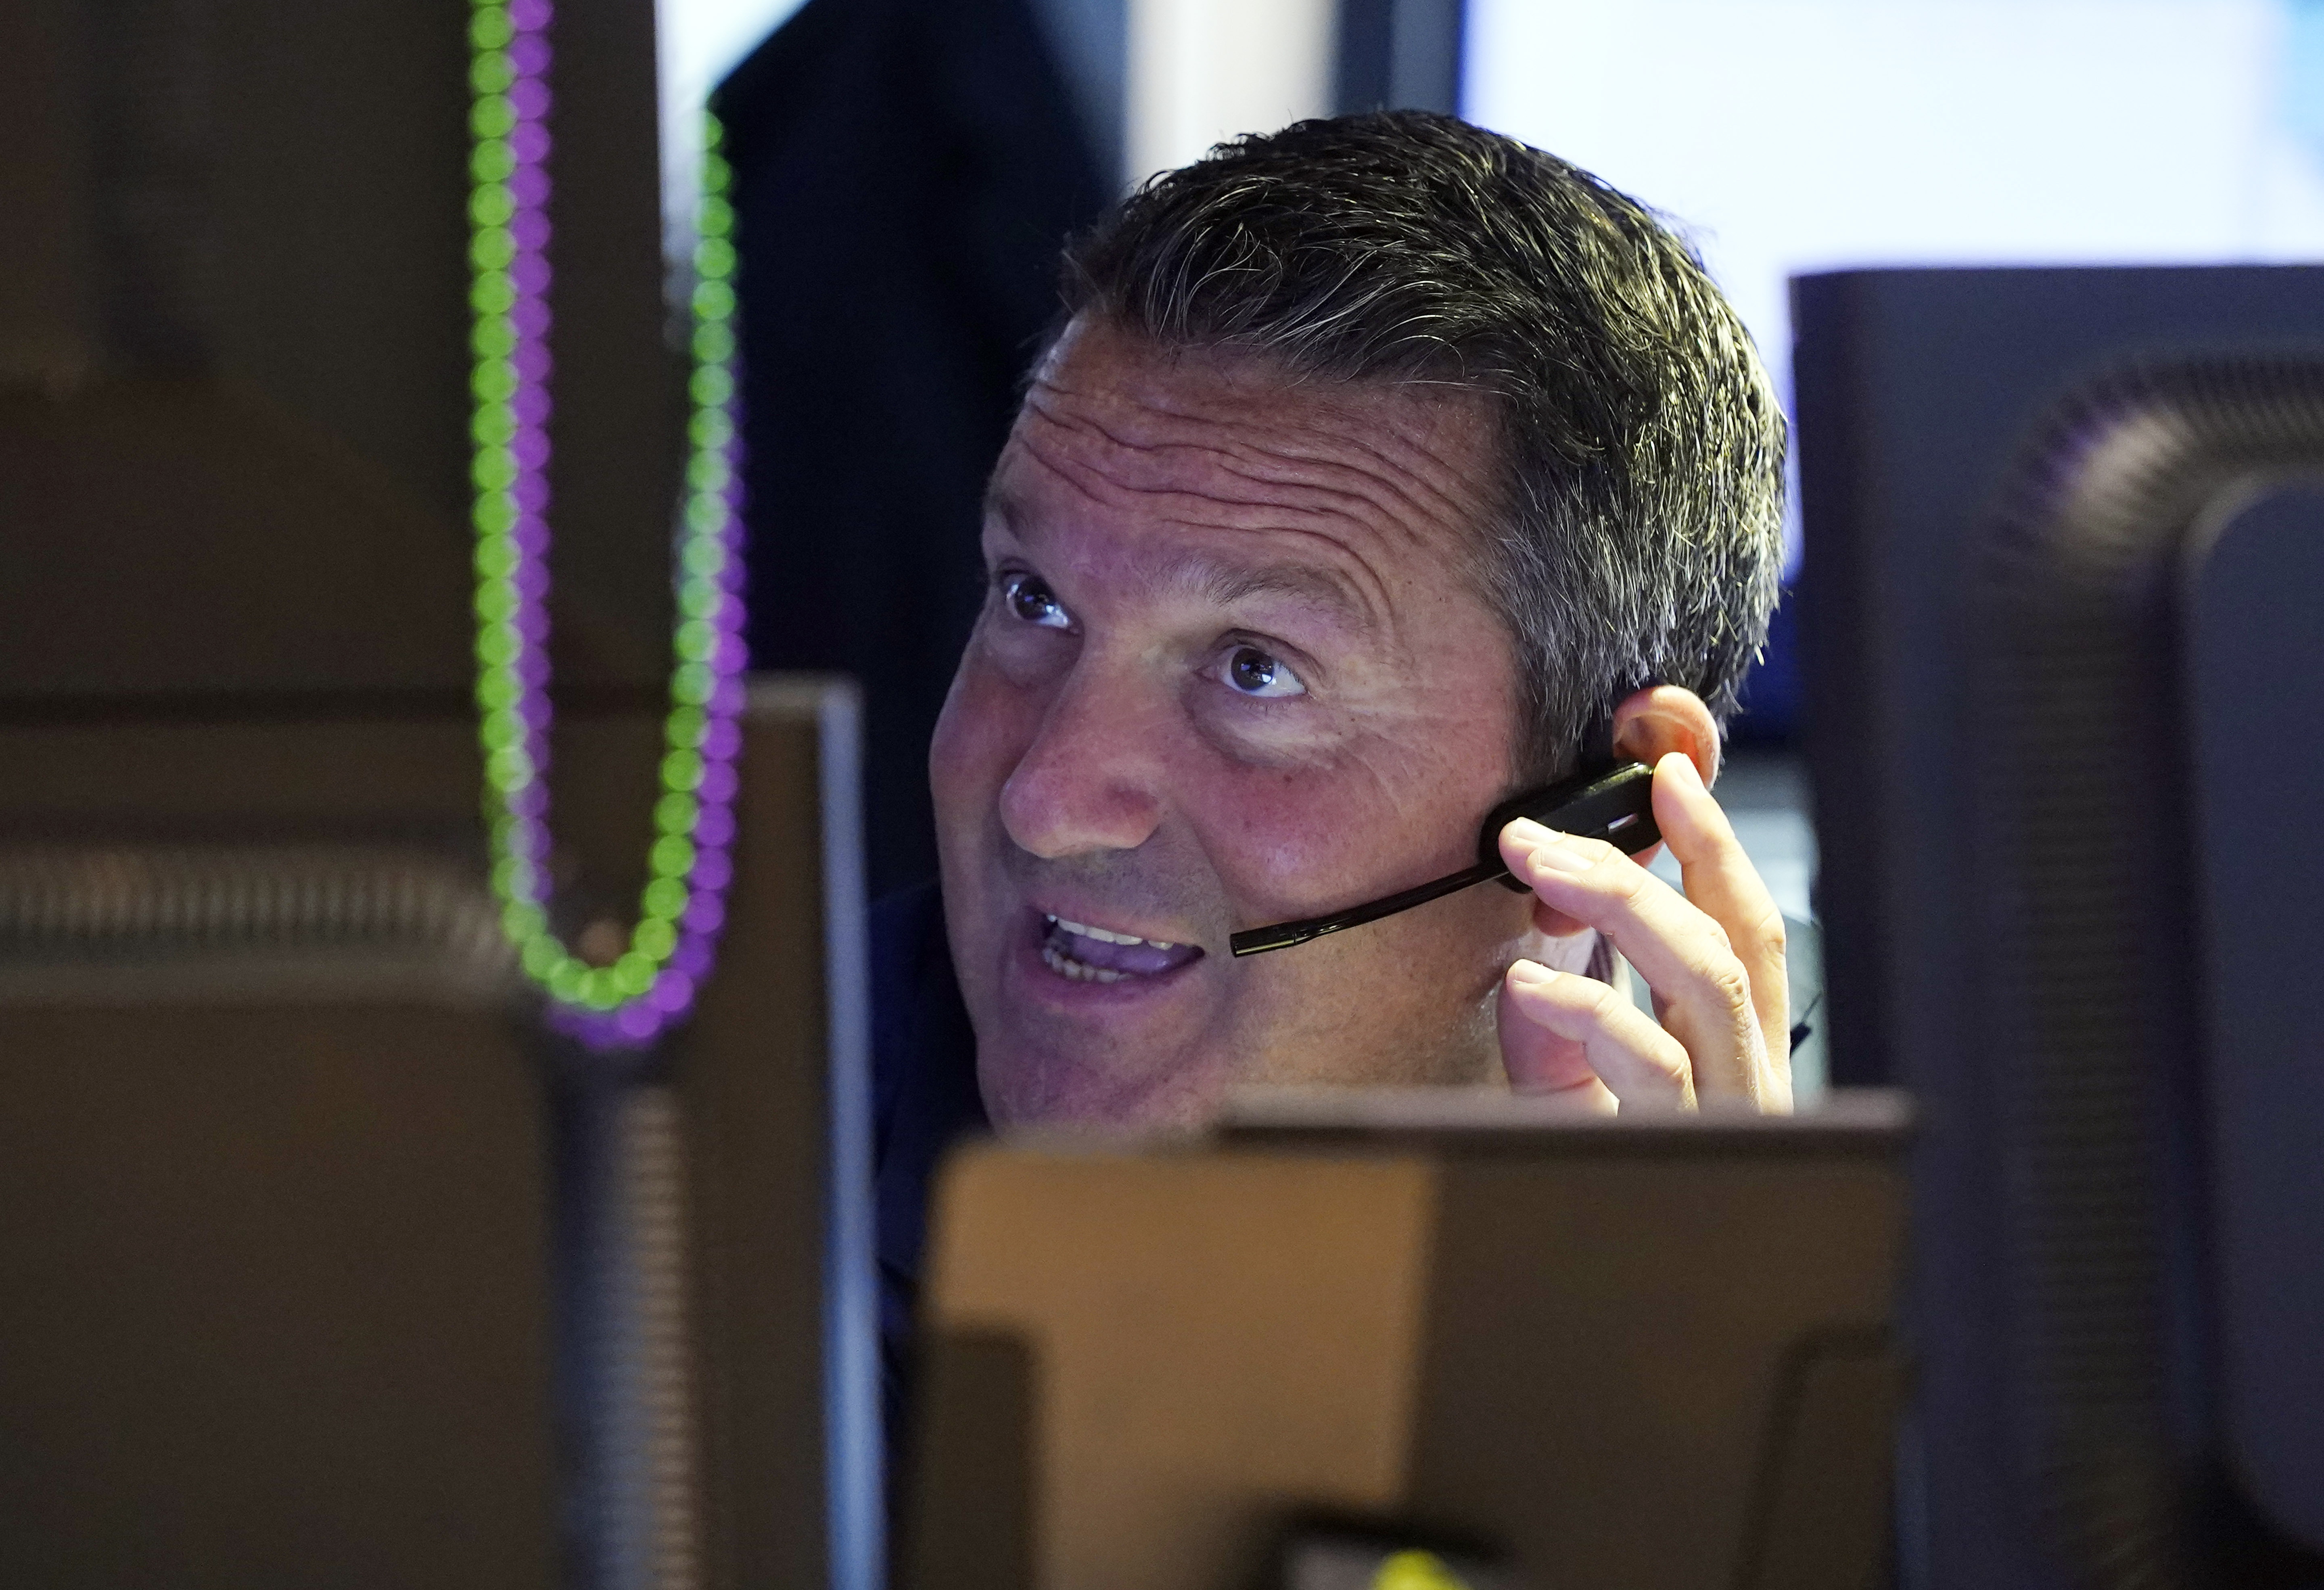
left=1038, top=914, right=1204, bottom=984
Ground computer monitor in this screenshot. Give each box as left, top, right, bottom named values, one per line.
left=0, top=679, right=875, bottom=1590
left=1794, top=268, right=2324, bottom=1586
left=903, top=1091, right=1910, bottom=1590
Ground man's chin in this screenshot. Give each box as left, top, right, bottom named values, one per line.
left=975, top=1028, right=1230, bottom=1130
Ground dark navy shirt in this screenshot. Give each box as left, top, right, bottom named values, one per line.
left=869, top=881, right=987, bottom=1462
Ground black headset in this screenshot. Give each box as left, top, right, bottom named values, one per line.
left=1227, top=739, right=1661, bottom=957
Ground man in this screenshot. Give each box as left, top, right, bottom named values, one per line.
left=874, top=109, right=1792, bottom=1417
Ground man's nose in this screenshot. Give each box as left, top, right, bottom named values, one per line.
left=997, top=659, right=1169, bottom=860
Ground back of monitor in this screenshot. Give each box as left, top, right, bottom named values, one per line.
left=0, top=678, right=870, bottom=1590
left=0, top=815, right=556, bottom=1587
left=906, top=1096, right=1908, bottom=1590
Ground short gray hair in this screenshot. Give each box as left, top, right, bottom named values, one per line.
left=1058, top=111, right=1788, bottom=780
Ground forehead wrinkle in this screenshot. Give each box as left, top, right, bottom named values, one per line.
left=1004, top=435, right=1394, bottom=632
left=1202, top=438, right=1483, bottom=588
left=1014, top=404, right=1474, bottom=625
left=1020, top=367, right=1485, bottom=562
left=1083, top=377, right=1491, bottom=553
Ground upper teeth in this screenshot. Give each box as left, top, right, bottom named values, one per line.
left=1048, top=914, right=1177, bottom=951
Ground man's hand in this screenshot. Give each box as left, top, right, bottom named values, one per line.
left=1494, top=751, right=1791, bottom=1113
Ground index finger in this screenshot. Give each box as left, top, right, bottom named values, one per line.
left=1651, top=752, right=1790, bottom=1079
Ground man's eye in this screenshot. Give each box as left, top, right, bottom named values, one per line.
left=1220, top=644, right=1305, bottom=699
left=1001, top=572, right=1072, bottom=630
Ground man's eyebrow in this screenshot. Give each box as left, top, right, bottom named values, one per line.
left=981, top=480, right=1025, bottom=537
left=1188, top=559, right=1377, bottom=630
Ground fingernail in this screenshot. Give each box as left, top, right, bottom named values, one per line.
left=1526, top=832, right=1595, bottom=874
left=1504, top=816, right=1552, bottom=848
left=1506, top=959, right=1557, bottom=987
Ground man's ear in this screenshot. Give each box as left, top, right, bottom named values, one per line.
left=1608, top=685, right=1720, bottom=788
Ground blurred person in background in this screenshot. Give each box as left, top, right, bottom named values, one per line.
left=874, top=108, right=1792, bottom=1425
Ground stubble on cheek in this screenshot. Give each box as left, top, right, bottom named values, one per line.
left=1235, top=881, right=1528, bottom=1091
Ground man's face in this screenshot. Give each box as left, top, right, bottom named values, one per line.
left=931, top=317, right=1548, bottom=1126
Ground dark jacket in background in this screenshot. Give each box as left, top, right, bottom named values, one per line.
left=720, top=0, right=1108, bottom=898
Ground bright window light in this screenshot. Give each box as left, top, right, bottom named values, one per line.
left=1463, top=0, right=2324, bottom=567
left=657, top=0, right=808, bottom=262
